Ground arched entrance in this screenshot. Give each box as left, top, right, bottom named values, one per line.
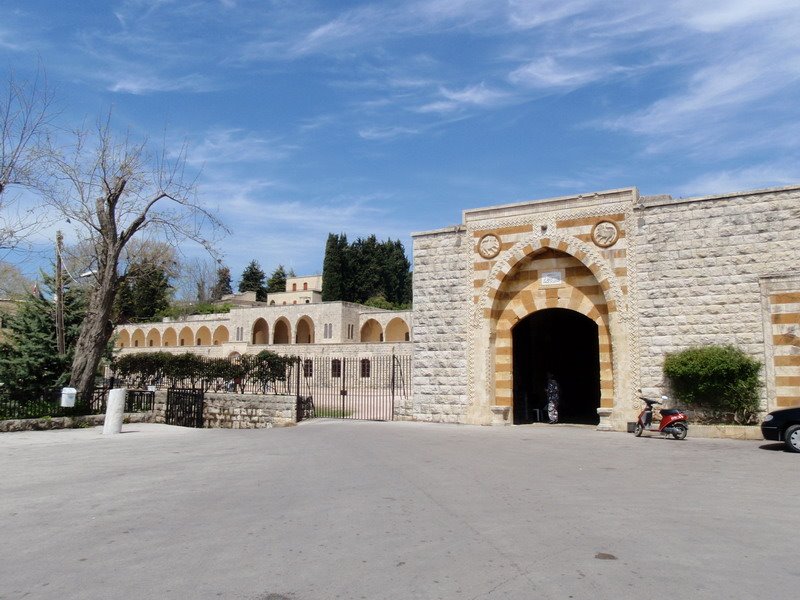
left=512, top=308, right=600, bottom=425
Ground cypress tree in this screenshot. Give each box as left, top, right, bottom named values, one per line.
left=322, top=233, right=348, bottom=301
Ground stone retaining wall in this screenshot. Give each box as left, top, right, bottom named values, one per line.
left=152, top=391, right=297, bottom=428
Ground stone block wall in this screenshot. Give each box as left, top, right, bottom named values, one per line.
left=153, top=391, right=297, bottom=428
left=632, top=186, right=800, bottom=411
left=408, top=226, right=471, bottom=422
left=203, top=393, right=296, bottom=428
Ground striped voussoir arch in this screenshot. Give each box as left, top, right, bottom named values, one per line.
left=479, top=235, right=619, bottom=410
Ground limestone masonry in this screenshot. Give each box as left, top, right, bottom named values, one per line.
left=116, top=185, right=800, bottom=429
left=410, top=185, right=800, bottom=428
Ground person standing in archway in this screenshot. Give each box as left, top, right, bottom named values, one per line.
left=545, top=373, right=560, bottom=424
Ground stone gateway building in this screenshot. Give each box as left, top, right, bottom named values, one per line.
left=409, top=185, right=800, bottom=429
left=115, top=185, right=799, bottom=430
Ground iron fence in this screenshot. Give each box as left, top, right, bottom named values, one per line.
left=0, top=388, right=155, bottom=421
left=296, top=355, right=410, bottom=421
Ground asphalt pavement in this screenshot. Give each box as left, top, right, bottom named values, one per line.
left=1, top=420, right=797, bottom=600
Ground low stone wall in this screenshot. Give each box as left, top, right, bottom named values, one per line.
left=153, top=391, right=297, bottom=428
left=203, top=393, right=296, bottom=428
left=0, top=412, right=154, bottom=433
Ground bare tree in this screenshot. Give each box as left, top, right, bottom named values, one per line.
left=0, top=67, right=56, bottom=253
left=47, top=115, right=227, bottom=398
left=175, top=256, right=218, bottom=303
left=0, top=261, right=33, bottom=298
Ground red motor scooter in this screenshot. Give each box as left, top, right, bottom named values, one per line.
left=634, top=396, right=688, bottom=440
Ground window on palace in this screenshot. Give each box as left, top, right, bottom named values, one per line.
left=331, top=358, right=341, bottom=378
left=304, top=359, right=313, bottom=378
left=360, top=358, right=371, bottom=378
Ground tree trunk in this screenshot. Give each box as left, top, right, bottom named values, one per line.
left=69, top=259, right=118, bottom=400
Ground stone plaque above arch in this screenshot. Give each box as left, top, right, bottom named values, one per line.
left=477, top=233, right=501, bottom=259
left=591, top=220, right=620, bottom=248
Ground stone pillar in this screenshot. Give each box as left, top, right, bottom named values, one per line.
left=596, top=407, right=613, bottom=431
left=490, top=405, right=511, bottom=426
left=103, top=388, right=127, bottom=435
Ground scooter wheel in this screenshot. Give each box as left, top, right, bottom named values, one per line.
left=671, top=423, right=688, bottom=440
left=634, top=422, right=643, bottom=437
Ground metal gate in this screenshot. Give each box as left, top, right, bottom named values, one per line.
left=296, top=355, right=410, bottom=421
left=165, top=388, right=204, bottom=428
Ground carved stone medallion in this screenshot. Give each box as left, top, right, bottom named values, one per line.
left=477, top=233, right=501, bottom=259
left=591, top=220, right=620, bottom=248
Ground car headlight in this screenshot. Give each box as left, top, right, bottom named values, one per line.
left=763, top=414, right=774, bottom=422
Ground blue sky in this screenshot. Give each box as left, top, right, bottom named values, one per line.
left=3, top=0, right=800, bottom=284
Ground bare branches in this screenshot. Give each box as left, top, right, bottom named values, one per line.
left=0, top=66, right=56, bottom=252
left=46, top=112, right=228, bottom=399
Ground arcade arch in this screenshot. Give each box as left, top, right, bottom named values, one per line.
left=117, top=329, right=130, bottom=348
left=178, top=326, right=193, bottom=347
left=162, top=328, right=177, bottom=347
left=385, top=317, right=410, bottom=342
left=213, top=326, right=229, bottom=345
left=273, top=318, right=290, bottom=344
left=252, top=318, right=269, bottom=344
left=146, top=328, right=161, bottom=347
left=296, top=316, right=314, bottom=344
left=131, top=329, right=145, bottom=348
left=196, top=326, right=212, bottom=346
left=161, top=327, right=178, bottom=348
left=360, top=319, right=383, bottom=342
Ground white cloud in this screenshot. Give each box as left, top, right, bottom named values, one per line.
left=186, top=129, right=295, bottom=167
left=509, top=56, right=609, bottom=89
left=417, top=83, right=511, bottom=113
left=108, top=73, right=214, bottom=95
left=676, top=0, right=799, bottom=32
left=673, top=165, right=800, bottom=197
left=358, top=126, right=421, bottom=140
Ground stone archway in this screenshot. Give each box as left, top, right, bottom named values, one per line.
left=273, top=318, right=290, bottom=344
left=487, top=247, right=614, bottom=424
left=252, top=318, right=269, bottom=344
left=512, top=308, right=600, bottom=424
left=296, top=316, right=314, bottom=344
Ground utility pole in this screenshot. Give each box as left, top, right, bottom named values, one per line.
left=55, top=230, right=65, bottom=355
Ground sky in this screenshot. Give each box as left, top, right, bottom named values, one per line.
left=2, top=0, right=800, bottom=286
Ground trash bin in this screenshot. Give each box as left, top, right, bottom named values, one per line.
left=61, top=387, right=77, bottom=408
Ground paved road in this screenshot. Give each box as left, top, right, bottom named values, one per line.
left=1, top=421, right=797, bottom=600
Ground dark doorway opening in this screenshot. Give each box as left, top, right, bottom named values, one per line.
left=512, top=308, right=600, bottom=425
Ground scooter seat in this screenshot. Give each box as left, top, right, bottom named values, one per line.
left=659, top=408, right=682, bottom=416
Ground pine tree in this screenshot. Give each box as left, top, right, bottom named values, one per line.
left=238, top=260, right=267, bottom=301
left=210, top=266, right=233, bottom=301
left=322, top=233, right=348, bottom=301
left=266, top=265, right=288, bottom=294
left=115, top=263, right=172, bottom=323
left=0, top=275, right=86, bottom=399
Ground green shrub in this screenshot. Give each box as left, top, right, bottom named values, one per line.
left=663, top=345, right=761, bottom=424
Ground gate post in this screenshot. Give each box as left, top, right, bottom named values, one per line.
left=103, top=388, right=127, bottom=434
left=391, top=354, right=396, bottom=419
